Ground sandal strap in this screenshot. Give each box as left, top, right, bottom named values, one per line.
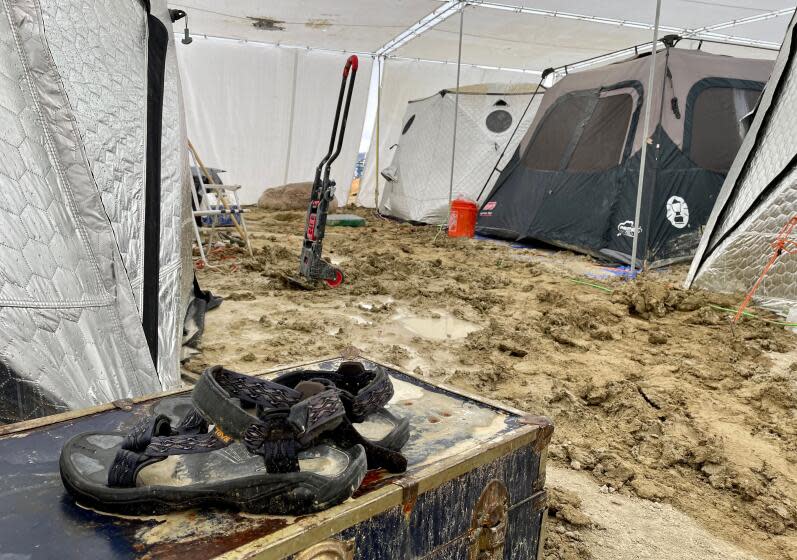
left=329, top=418, right=408, bottom=473
left=194, top=366, right=346, bottom=445
left=108, top=430, right=231, bottom=488
left=274, top=362, right=394, bottom=422
left=175, top=407, right=209, bottom=435
left=121, top=414, right=173, bottom=452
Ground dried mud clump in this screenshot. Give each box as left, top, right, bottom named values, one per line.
left=545, top=487, right=594, bottom=560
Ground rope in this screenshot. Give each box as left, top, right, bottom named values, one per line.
left=733, top=215, right=797, bottom=324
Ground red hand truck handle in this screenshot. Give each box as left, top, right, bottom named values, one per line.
left=343, top=55, right=359, bottom=77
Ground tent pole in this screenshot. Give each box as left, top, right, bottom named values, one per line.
left=630, top=0, right=662, bottom=273
left=375, top=56, right=382, bottom=209
left=448, top=2, right=465, bottom=216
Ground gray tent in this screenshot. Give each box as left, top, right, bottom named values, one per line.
left=0, top=0, right=192, bottom=421
left=687, top=13, right=797, bottom=320
left=477, top=47, right=773, bottom=267
left=379, top=83, right=544, bottom=224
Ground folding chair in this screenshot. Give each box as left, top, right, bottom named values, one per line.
left=187, top=141, right=253, bottom=267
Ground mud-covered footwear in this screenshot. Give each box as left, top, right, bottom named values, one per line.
left=59, top=368, right=366, bottom=515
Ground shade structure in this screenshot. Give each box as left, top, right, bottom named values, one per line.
left=687, top=11, right=797, bottom=319
left=476, top=48, right=773, bottom=267
left=378, top=83, right=544, bottom=224
left=171, top=2, right=790, bottom=210
left=0, top=0, right=192, bottom=421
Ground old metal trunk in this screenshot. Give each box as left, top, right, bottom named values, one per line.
left=0, top=357, right=552, bottom=559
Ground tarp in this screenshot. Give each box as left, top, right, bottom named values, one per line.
left=687, top=11, right=797, bottom=319
left=0, top=0, right=191, bottom=421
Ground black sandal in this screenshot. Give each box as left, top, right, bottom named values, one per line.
left=153, top=362, right=410, bottom=473
left=59, top=368, right=366, bottom=515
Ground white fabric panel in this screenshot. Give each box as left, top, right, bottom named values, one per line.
left=358, top=59, right=540, bottom=208
left=285, top=51, right=373, bottom=204
left=178, top=39, right=372, bottom=204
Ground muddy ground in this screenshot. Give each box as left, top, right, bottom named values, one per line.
left=193, top=207, right=797, bottom=560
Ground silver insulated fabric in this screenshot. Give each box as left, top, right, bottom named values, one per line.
left=379, top=84, right=543, bottom=225
left=687, top=12, right=797, bottom=319
left=0, top=0, right=191, bottom=421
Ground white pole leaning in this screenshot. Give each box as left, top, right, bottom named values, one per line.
left=630, top=0, right=663, bottom=273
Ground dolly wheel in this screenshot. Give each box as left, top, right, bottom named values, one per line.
left=325, top=269, right=344, bottom=288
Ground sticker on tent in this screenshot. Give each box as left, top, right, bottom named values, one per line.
left=617, top=221, right=640, bottom=238
left=481, top=201, right=497, bottom=217
left=666, top=196, right=689, bottom=229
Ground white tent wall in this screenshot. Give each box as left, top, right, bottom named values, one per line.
left=177, top=39, right=372, bottom=205
left=358, top=58, right=541, bottom=209
left=687, top=11, right=797, bottom=319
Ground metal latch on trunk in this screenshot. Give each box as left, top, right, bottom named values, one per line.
left=469, top=479, right=510, bottom=560
left=296, top=538, right=354, bottom=560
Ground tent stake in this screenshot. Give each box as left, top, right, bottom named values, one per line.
left=630, top=0, right=662, bottom=273
left=447, top=2, right=465, bottom=217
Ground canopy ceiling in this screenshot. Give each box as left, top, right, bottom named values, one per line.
left=171, top=1, right=793, bottom=70
left=169, top=0, right=441, bottom=53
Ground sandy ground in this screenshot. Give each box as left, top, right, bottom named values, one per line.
left=193, top=207, right=797, bottom=560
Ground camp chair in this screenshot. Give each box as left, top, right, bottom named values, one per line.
left=188, top=142, right=253, bottom=267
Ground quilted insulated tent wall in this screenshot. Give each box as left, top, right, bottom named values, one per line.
left=0, top=0, right=192, bottom=422
left=378, top=83, right=544, bottom=224
left=687, top=13, right=797, bottom=319
left=477, top=48, right=773, bottom=267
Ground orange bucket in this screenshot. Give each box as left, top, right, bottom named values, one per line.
left=448, top=198, right=478, bottom=238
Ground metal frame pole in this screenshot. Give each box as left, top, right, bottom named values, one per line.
left=375, top=56, right=382, bottom=209
left=630, top=0, right=662, bottom=272
left=448, top=2, right=465, bottom=215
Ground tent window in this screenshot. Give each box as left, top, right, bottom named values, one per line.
left=486, top=109, right=513, bottom=133
left=523, top=95, right=592, bottom=170
left=494, top=99, right=508, bottom=106
left=689, top=87, right=761, bottom=172
left=567, top=93, right=633, bottom=171
left=402, top=114, right=416, bottom=135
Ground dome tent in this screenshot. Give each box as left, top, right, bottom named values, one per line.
left=687, top=11, right=797, bottom=319
left=477, top=46, right=773, bottom=267
left=378, top=83, right=544, bottom=224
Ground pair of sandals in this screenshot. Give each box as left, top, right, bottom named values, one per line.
left=60, top=362, right=409, bottom=515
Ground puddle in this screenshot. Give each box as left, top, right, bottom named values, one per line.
left=345, top=314, right=372, bottom=326
left=391, top=309, right=479, bottom=341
